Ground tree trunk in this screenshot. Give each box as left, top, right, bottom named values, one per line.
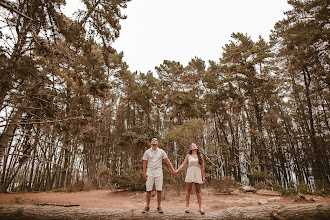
left=0, top=125, right=39, bottom=192
left=302, top=66, right=325, bottom=180
left=251, top=93, right=267, bottom=173
left=59, top=89, right=72, bottom=189
left=0, top=82, right=10, bottom=111
left=0, top=97, right=29, bottom=157
left=0, top=203, right=329, bottom=220
left=28, top=149, right=36, bottom=191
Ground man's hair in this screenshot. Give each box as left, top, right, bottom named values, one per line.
left=151, top=137, right=158, bottom=141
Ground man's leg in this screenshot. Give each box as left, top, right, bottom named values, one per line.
left=156, top=190, right=162, bottom=207
left=155, top=176, right=164, bottom=213
left=143, top=176, right=154, bottom=213
left=146, top=191, right=152, bottom=207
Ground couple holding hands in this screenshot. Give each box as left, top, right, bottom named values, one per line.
left=142, top=137, right=205, bottom=214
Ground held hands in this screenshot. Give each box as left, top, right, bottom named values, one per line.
left=171, top=169, right=177, bottom=175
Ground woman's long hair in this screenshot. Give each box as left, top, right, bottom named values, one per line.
left=188, top=149, right=203, bottom=165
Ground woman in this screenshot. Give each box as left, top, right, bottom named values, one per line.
left=175, top=143, right=206, bottom=214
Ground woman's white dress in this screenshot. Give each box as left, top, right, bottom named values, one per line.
left=185, top=155, right=203, bottom=184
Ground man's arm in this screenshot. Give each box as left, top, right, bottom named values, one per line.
left=143, top=160, right=148, bottom=181
left=164, top=158, right=176, bottom=174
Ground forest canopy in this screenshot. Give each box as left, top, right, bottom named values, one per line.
left=0, top=0, right=329, bottom=194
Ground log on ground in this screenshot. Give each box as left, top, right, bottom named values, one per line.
left=0, top=203, right=329, bottom=220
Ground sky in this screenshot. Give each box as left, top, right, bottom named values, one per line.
left=63, top=0, right=292, bottom=74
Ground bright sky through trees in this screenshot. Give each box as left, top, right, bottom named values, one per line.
left=65, top=0, right=292, bottom=73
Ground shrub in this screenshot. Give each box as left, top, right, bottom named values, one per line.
left=97, top=165, right=113, bottom=189
left=255, top=181, right=266, bottom=190
left=273, top=182, right=297, bottom=196
left=314, top=179, right=329, bottom=195
left=210, top=177, right=241, bottom=194
left=68, top=180, right=92, bottom=192
left=111, top=164, right=145, bottom=191
left=296, top=182, right=311, bottom=194
left=51, top=188, right=70, bottom=193
left=249, top=171, right=272, bottom=181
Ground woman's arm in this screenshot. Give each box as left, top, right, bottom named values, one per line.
left=176, top=154, right=189, bottom=173
left=201, top=154, right=206, bottom=183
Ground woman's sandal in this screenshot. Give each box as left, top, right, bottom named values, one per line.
left=185, top=207, right=190, bottom=213
left=199, top=208, right=205, bottom=214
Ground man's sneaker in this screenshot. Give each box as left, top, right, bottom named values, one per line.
left=157, top=207, right=164, bottom=213
left=142, top=207, right=150, bottom=213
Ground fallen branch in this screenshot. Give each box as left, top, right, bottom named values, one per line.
left=0, top=203, right=329, bottom=220
left=37, top=203, right=80, bottom=207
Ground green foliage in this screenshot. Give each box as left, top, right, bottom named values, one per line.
left=51, top=188, right=71, bottom=193
left=250, top=172, right=272, bottom=180
left=273, top=182, right=297, bottom=196
left=248, top=171, right=272, bottom=186
left=250, top=161, right=259, bottom=168
left=261, top=179, right=328, bottom=197
left=296, top=182, right=311, bottom=194
left=120, top=124, right=158, bottom=147
left=166, top=118, right=204, bottom=145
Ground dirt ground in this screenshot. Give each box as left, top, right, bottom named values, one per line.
left=0, top=188, right=328, bottom=213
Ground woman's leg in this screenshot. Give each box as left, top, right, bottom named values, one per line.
left=195, top=183, right=202, bottom=209
left=186, top=183, right=193, bottom=208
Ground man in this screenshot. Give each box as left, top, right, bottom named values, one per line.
left=142, top=137, right=175, bottom=213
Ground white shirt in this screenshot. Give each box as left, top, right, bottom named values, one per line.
left=142, top=147, right=168, bottom=177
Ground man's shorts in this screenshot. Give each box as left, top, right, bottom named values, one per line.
left=146, top=175, right=163, bottom=191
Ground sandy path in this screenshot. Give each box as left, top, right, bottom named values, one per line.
left=0, top=189, right=327, bottom=213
